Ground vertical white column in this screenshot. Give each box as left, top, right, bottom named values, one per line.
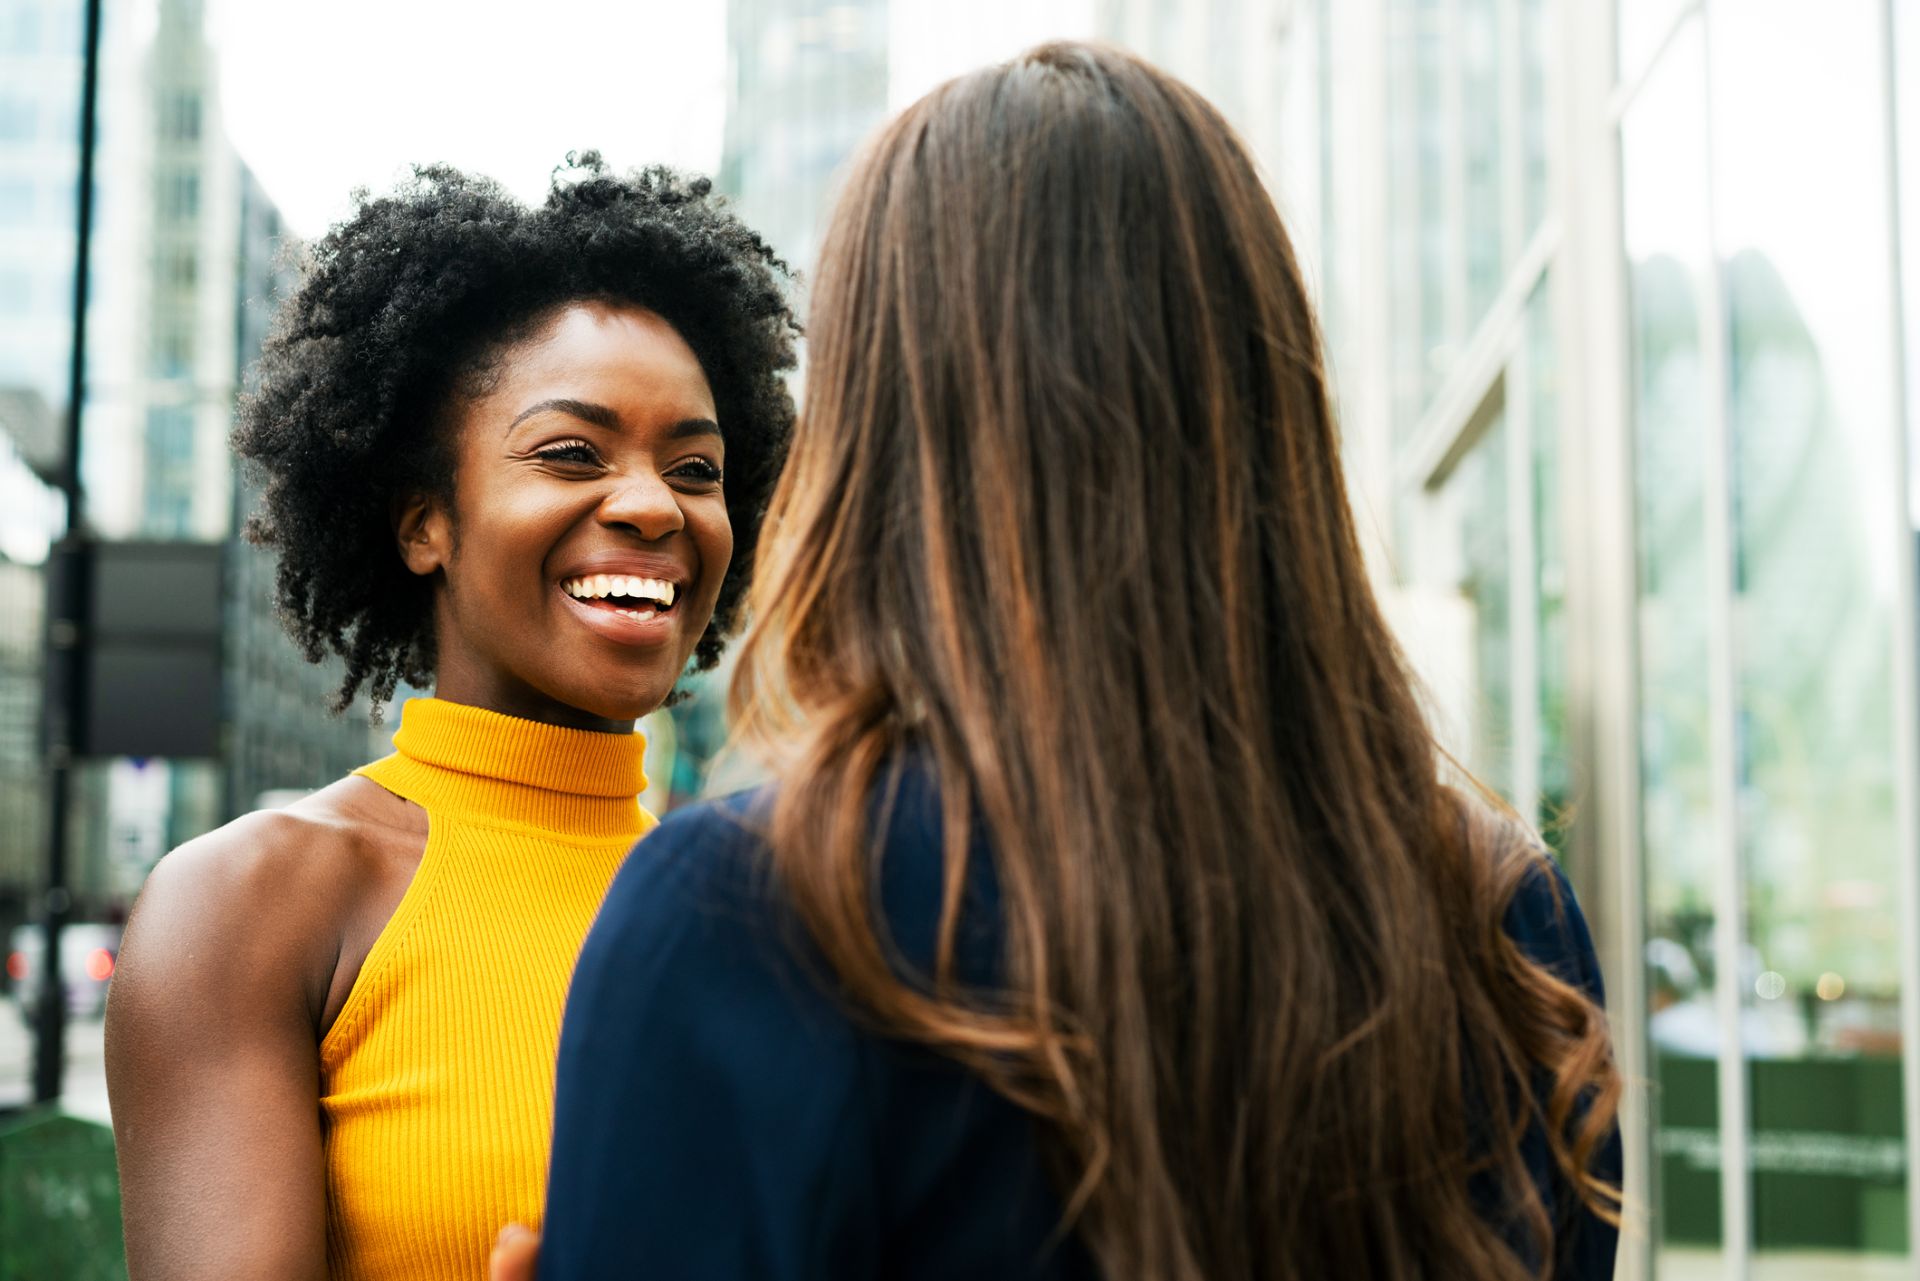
left=1324, top=0, right=1396, bottom=579
left=1697, top=3, right=1750, bottom=1273
left=1496, top=0, right=1541, bottom=823
left=1441, top=0, right=1472, bottom=356
left=1870, top=1, right=1920, bottom=1273
left=1552, top=0, right=1653, bottom=1273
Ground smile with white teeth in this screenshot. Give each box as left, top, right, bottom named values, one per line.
left=561, top=574, right=678, bottom=616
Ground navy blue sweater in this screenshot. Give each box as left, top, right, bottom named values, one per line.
left=540, top=768, right=1619, bottom=1279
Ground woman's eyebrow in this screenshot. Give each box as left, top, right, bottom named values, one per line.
left=507, top=397, right=621, bottom=433
left=666, top=417, right=722, bottom=441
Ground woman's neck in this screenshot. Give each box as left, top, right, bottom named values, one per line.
left=429, top=664, right=638, bottom=735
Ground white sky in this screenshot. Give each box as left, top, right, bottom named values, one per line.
left=212, top=0, right=730, bottom=239
left=209, top=0, right=1107, bottom=241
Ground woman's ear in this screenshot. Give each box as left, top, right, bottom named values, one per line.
left=393, top=493, right=451, bottom=577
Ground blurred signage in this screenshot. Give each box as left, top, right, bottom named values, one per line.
left=72, top=540, right=223, bottom=759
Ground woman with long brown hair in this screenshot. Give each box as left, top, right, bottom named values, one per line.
left=530, top=41, right=1620, bottom=1281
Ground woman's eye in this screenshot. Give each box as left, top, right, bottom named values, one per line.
left=534, top=441, right=601, bottom=466
left=672, top=459, right=725, bottom=486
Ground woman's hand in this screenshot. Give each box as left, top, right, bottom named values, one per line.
left=489, top=1224, right=540, bottom=1281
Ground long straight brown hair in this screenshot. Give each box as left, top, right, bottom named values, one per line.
left=732, top=41, right=1619, bottom=1280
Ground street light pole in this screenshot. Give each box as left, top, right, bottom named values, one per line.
left=32, top=0, right=104, bottom=1108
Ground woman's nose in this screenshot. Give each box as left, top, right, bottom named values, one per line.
left=597, top=471, right=685, bottom=541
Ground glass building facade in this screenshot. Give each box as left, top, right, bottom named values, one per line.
left=719, top=0, right=890, bottom=287
left=1271, top=0, right=1920, bottom=1276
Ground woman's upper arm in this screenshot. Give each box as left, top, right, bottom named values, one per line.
left=539, top=811, right=876, bottom=1281
left=106, top=813, right=339, bottom=1281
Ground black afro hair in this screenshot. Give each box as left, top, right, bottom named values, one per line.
left=233, top=152, right=799, bottom=713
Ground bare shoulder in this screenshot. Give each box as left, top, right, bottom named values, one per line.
left=116, top=774, right=421, bottom=1032
left=160, top=774, right=416, bottom=893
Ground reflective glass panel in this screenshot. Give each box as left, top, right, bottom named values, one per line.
left=1520, top=0, right=1550, bottom=239
left=1382, top=0, right=1544, bottom=441
left=1423, top=407, right=1514, bottom=799
left=1715, top=0, right=1908, bottom=1267
left=1527, top=278, right=1568, bottom=841
left=1460, top=0, right=1504, bottom=321
left=1622, top=14, right=1724, bottom=1263
left=1385, top=0, right=1450, bottom=438
left=1901, top=0, right=1920, bottom=521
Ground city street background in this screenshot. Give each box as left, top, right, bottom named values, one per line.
left=4, top=1, right=1920, bottom=1279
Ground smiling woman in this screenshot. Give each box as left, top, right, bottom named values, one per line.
left=99, top=156, right=797, bottom=1281
left=398, top=302, right=736, bottom=727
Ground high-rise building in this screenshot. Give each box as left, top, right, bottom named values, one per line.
left=658, top=0, right=896, bottom=805
left=0, top=0, right=81, bottom=991
left=0, top=0, right=380, bottom=924
left=224, top=162, right=381, bottom=815
left=719, top=0, right=891, bottom=276
left=0, top=419, right=60, bottom=963
left=0, top=0, right=85, bottom=415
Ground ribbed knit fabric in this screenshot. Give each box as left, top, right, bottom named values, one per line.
left=321, top=696, right=653, bottom=1281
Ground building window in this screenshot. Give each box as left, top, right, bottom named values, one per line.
left=160, top=91, right=201, bottom=143
left=0, top=5, right=40, bottom=55
left=150, top=324, right=193, bottom=379
left=157, top=246, right=197, bottom=290
left=142, top=405, right=196, bottom=537
left=0, top=270, right=29, bottom=315
left=156, top=171, right=198, bottom=221
left=0, top=179, right=32, bottom=224
left=0, top=94, right=36, bottom=142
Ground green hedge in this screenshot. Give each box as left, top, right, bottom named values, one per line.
left=0, top=1110, right=125, bottom=1281
left=1657, top=1053, right=1908, bottom=1252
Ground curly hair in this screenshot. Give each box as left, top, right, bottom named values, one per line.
left=233, top=152, right=799, bottom=713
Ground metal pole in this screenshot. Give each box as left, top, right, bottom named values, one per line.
left=32, top=0, right=103, bottom=1108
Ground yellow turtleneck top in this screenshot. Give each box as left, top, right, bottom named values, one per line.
left=321, top=697, right=654, bottom=1281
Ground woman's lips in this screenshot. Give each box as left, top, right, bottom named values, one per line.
left=557, top=585, right=679, bottom=648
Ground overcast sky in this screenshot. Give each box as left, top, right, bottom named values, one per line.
left=212, top=0, right=730, bottom=239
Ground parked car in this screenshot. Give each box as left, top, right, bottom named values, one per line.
left=8, top=923, right=121, bottom=1021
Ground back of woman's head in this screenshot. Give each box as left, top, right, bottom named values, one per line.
left=734, top=41, right=1618, bottom=1280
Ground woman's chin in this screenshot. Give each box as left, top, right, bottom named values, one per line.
left=554, top=675, right=678, bottom=728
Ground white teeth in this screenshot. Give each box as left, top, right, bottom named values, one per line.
left=562, top=574, right=678, bottom=606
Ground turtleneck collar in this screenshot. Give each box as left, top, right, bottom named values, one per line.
left=360, top=696, right=650, bottom=844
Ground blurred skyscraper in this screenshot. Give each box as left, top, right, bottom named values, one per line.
left=0, top=0, right=101, bottom=961
left=223, top=161, right=379, bottom=817
left=719, top=0, right=891, bottom=276
left=0, top=0, right=378, bottom=932
left=0, top=0, right=70, bottom=935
